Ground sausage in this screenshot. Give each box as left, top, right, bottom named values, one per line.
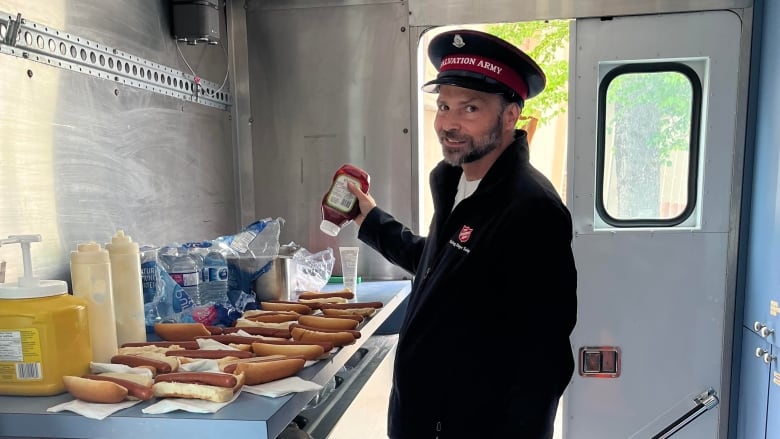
left=297, top=290, right=355, bottom=300
left=205, top=325, right=224, bottom=335
left=111, top=354, right=173, bottom=374
left=260, top=301, right=313, bottom=314
left=81, top=374, right=154, bottom=401
left=154, top=372, right=238, bottom=388
left=165, top=349, right=255, bottom=359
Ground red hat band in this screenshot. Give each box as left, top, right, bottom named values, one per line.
left=439, top=54, right=529, bottom=100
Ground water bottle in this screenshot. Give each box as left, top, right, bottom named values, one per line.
left=161, top=250, right=201, bottom=306
left=140, top=246, right=160, bottom=304
left=140, top=245, right=162, bottom=333
left=200, top=249, right=229, bottom=305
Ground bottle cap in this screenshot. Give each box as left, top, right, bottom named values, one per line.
left=70, top=241, right=110, bottom=264
left=320, top=220, right=341, bottom=237
left=0, top=235, right=67, bottom=299
left=107, top=229, right=139, bottom=255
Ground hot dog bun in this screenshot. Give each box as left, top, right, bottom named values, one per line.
left=241, top=310, right=300, bottom=323
left=154, top=323, right=212, bottom=341
left=212, top=336, right=334, bottom=353
left=290, top=323, right=361, bottom=339
left=117, top=345, right=187, bottom=356
left=290, top=326, right=356, bottom=346
left=227, top=357, right=306, bottom=385
left=220, top=326, right=292, bottom=339
left=81, top=373, right=154, bottom=401
left=120, top=341, right=200, bottom=350
left=321, top=307, right=377, bottom=318
left=62, top=375, right=128, bottom=403
left=234, top=318, right=296, bottom=330
left=297, top=296, right=349, bottom=305
left=152, top=372, right=242, bottom=402
left=251, top=342, right=325, bottom=361
left=319, top=314, right=364, bottom=323
left=165, top=349, right=255, bottom=360
left=97, top=372, right=154, bottom=387
left=298, top=314, right=360, bottom=330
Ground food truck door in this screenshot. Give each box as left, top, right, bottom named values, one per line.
left=565, top=10, right=744, bottom=439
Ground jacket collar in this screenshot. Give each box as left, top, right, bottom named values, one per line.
left=430, top=129, right=530, bottom=212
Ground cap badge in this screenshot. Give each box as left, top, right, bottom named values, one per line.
left=452, top=34, right=465, bottom=49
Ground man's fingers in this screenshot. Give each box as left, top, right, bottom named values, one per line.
left=347, top=182, right=364, bottom=197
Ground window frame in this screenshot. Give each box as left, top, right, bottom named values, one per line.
left=595, top=61, right=703, bottom=228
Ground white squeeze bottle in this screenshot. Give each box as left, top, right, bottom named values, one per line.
left=70, top=241, right=118, bottom=364
left=106, top=230, right=146, bottom=346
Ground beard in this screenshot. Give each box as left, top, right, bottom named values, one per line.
left=439, top=114, right=504, bottom=166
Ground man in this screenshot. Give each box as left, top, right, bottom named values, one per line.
left=348, top=29, right=577, bottom=438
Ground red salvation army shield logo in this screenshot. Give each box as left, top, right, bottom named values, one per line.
left=458, top=225, right=473, bottom=243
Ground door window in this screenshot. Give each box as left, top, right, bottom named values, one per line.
left=596, top=62, right=703, bottom=228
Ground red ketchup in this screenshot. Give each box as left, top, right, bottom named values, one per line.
left=320, top=164, right=371, bottom=236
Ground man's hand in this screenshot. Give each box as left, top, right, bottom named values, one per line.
left=347, top=182, right=376, bottom=226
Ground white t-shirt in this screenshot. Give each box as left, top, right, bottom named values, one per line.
left=453, top=173, right=481, bottom=210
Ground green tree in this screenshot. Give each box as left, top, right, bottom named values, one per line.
left=487, top=20, right=570, bottom=126
left=607, top=71, right=693, bottom=217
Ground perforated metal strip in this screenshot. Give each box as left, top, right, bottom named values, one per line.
left=0, top=12, right=231, bottom=110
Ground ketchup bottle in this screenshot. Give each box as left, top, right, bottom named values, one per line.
left=320, top=164, right=371, bottom=236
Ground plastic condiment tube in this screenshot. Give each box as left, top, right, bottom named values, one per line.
left=339, top=246, right=359, bottom=297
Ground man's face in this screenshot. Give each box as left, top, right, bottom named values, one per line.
left=434, top=85, right=507, bottom=167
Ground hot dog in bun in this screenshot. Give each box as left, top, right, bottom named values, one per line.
left=62, top=373, right=154, bottom=403
left=221, top=357, right=306, bottom=385
left=152, top=371, right=245, bottom=402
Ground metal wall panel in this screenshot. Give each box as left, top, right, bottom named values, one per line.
left=0, top=0, right=236, bottom=285
left=245, top=0, right=413, bottom=280
left=408, top=0, right=751, bottom=26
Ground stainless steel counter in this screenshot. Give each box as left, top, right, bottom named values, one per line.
left=0, top=280, right=412, bottom=439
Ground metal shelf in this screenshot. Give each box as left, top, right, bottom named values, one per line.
left=0, top=11, right=231, bottom=110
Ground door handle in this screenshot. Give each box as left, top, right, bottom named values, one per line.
left=649, top=388, right=719, bottom=439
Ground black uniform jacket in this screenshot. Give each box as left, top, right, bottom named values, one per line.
left=358, top=130, right=577, bottom=439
